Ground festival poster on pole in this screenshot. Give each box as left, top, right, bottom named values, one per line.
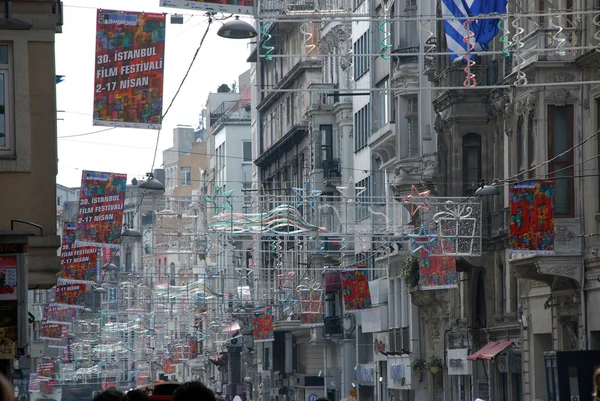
left=53, top=283, right=87, bottom=309
left=160, top=0, right=254, bottom=16
left=36, top=358, right=55, bottom=379
left=252, top=307, right=274, bottom=342
left=48, top=324, right=69, bottom=348
left=418, top=239, right=458, bottom=290
left=76, top=170, right=127, bottom=248
left=0, top=301, right=17, bottom=359
left=339, top=268, right=372, bottom=311
left=28, top=374, right=40, bottom=393
left=60, top=222, right=98, bottom=283
left=0, top=256, right=17, bottom=301
left=93, top=10, right=166, bottom=129
left=509, top=180, right=555, bottom=254
left=43, top=306, right=77, bottom=325
left=39, top=323, right=66, bottom=341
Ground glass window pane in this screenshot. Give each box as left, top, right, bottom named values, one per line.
left=553, top=107, right=569, bottom=156
left=553, top=168, right=570, bottom=214
left=0, top=73, right=4, bottom=148
left=0, top=46, right=8, bottom=64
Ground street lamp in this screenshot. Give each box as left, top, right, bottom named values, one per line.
left=102, top=263, right=119, bottom=272
left=217, top=16, right=257, bottom=39
left=122, top=225, right=143, bottom=239
left=474, top=180, right=501, bottom=196
left=139, top=173, right=165, bottom=191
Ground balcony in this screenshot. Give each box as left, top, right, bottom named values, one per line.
left=323, top=316, right=343, bottom=336
left=391, top=47, right=419, bottom=84
left=433, top=60, right=490, bottom=89
left=322, top=158, right=341, bottom=187
left=512, top=27, right=582, bottom=70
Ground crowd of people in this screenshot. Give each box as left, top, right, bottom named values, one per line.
left=0, top=376, right=217, bottom=401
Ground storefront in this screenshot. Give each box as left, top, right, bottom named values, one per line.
left=447, top=349, right=472, bottom=401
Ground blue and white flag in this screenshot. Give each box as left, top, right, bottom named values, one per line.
left=441, top=0, right=508, bottom=62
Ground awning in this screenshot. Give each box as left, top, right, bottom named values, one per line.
left=467, top=340, right=514, bottom=361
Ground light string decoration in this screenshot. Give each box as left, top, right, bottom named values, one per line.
left=462, top=19, right=477, bottom=87
left=260, top=22, right=275, bottom=61
left=498, top=17, right=512, bottom=57
left=301, top=22, right=316, bottom=58
left=511, top=16, right=528, bottom=86
left=421, top=21, right=436, bottom=65
left=594, top=13, right=600, bottom=52
left=378, top=1, right=392, bottom=61
left=549, top=15, right=567, bottom=56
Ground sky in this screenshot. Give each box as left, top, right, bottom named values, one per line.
left=56, top=0, right=253, bottom=188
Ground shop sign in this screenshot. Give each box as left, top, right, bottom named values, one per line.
left=447, top=348, right=472, bottom=376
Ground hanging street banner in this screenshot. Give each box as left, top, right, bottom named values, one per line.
left=418, top=242, right=457, bottom=290
left=60, top=222, right=98, bottom=283
left=509, top=180, right=555, bottom=254
left=161, top=0, right=254, bottom=16
left=48, top=324, right=69, bottom=348
left=76, top=170, right=127, bottom=248
left=93, top=10, right=166, bottom=129
left=298, top=287, right=324, bottom=326
left=339, top=267, right=372, bottom=311
left=252, top=307, right=274, bottom=342
left=39, top=323, right=66, bottom=341
left=52, top=283, right=87, bottom=309
left=43, top=306, right=77, bottom=325
left=0, top=256, right=17, bottom=301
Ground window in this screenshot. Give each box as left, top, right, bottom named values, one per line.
left=517, top=116, right=526, bottom=172
left=356, top=176, right=371, bottom=221
left=528, top=111, right=537, bottom=177
left=180, top=166, right=191, bottom=186
left=243, top=141, right=252, bottom=162
left=57, top=196, right=62, bottom=207
left=376, top=80, right=389, bottom=130
left=321, top=125, right=333, bottom=162
left=353, top=31, right=371, bottom=79
left=406, top=97, right=419, bottom=157
left=354, top=104, right=371, bottom=151
left=0, top=44, right=12, bottom=156
left=462, top=133, right=482, bottom=196
left=548, top=105, right=574, bottom=216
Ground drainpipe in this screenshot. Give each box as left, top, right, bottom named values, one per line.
left=578, top=65, right=588, bottom=350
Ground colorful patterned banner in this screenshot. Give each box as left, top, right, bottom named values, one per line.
left=161, top=0, right=254, bottom=15
left=28, top=374, right=40, bottom=393
left=252, top=307, right=274, bottom=342
left=0, top=301, right=17, bottom=359
left=53, top=283, right=87, bottom=309
left=48, top=325, right=69, bottom=348
left=94, top=10, right=166, bottom=129
left=43, top=306, right=77, bottom=325
left=60, top=222, right=98, bottom=283
left=76, top=170, right=127, bottom=248
left=509, top=180, right=555, bottom=254
left=418, top=242, right=457, bottom=290
left=40, top=323, right=66, bottom=340
left=339, top=268, right=372, bottom=311
left=36, top=358, right=55, bottom=379
left=0, top=256, right=17, bottom=301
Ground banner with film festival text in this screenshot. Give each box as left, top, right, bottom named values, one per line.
left=509, top=180, right=555, bottom=254
left=93, top=9, right=166, bottom=129
left=59, top=222, right=98, bottom=283
left=76, top=171, right=127, bottom=248
left=52, top=283, right=87, bottom=309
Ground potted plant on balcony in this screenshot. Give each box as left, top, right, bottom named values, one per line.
left=427, top=356, right=444, bottom=375
left=400, top=255, right=420, bottom=288
left=410, top=358, right=427, bottom=373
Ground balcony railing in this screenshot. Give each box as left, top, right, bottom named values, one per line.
left=322, top=158, right=341, bottom=179
left=209, top=98, right=251, bottom=128
left=392, top=47, right=419, bottom=69
left=324, top=315, right=343, bottom=336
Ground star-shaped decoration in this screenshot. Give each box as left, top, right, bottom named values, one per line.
left=336, top=177, right=366, bottom=202
left=400, top=185, right=431, bottom=216
left=407, top=225, right=438, bottom=254
left=292, top=180, right=322, bottom=209
left=205, top=185, right=234, bottom=215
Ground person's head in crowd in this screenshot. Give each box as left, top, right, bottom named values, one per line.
left=594, top=367, right=600, bottom=400
left=173, top=381, right=215, bottom=401
left=0, top=373, right=14, bottom=401
left=93, top=387, right=128, bottom=401
left=127, top=389, right=149, bottom=401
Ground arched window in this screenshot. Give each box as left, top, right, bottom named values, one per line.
left=462, top=133, right=482, bottom=196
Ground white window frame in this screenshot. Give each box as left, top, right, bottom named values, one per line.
left=242, top=141, right=252, bottom=162
left=180, top=166, right=191, bottom=186
left=406, top=96, right=419, bottom=157
left=0, top=43, right=13, bottom=157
